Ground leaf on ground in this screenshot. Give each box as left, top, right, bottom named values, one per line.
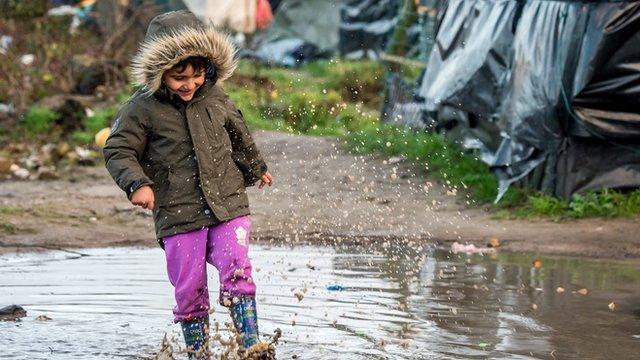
left=573, top=288, right=588, bottom=295
left=488, top=238, right=500, bottom=248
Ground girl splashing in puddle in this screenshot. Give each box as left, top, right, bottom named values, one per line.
left=103, top=10, right=274, bottom=359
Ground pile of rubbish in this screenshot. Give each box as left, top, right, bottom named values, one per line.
left=0, top=141, right=101, bottom=181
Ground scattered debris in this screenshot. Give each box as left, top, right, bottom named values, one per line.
left=487, top=237, right=500, bottom=248
left=0, top=35, right=12, bottom=55
left=47, top=5, right=78, bottom=16
left=326, top=284, right=345, bottom=291
left=387, top=155, right=405, bottom=164
left=12, top=167, right=30, bottom=180
left=451, top=242, right=495, bottom=254
left=20, top=54, right=35, bottom=66
left=293, top=288, right=305, bottom=301
left=573, top=288, right=589, bottom=296
left=0, top=157, right=12, bottom=173
left=0, top=102, right=15, bottom=115
left=95, top=127, right=111, bottom=148
left=0, top=305, right=27, bottom=321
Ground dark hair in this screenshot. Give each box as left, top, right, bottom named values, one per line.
left=171, top=56, right=216, bottom=79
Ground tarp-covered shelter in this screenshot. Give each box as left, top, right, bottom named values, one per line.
left=252, top=0, right=343, bottom=66
left=388, top=0, right=640, bottom=200
left=251, top=0, right=438, bottom=65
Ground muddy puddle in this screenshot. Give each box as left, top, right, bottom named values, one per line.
left=1, top=243, right=639, bottom=359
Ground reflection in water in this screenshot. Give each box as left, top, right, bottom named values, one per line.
left=0, top=243, right=639, bottom=359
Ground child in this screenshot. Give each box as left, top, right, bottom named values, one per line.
left=103, top=10, right=274, bottom=359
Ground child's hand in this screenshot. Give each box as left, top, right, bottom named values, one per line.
left=258, top=172, right=273, bottom=189
left=131, top=185, right=155, bottom=210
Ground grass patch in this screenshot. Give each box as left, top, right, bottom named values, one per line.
left=496, top=189, right=640, bottom=220
left=22, top=106, right=59, bottom=136
left=0, top=221, right=20, bottom=235
left=344, top=124, right=525, bottom=205
left=0, top=205, right=22, bottom=215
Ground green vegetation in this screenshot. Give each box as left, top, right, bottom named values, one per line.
left=496, top=189, right=640, bottom=220
left=344, top=124, right=524, bottom=205
left=71, top=107, right=117, bottom=145
left=22, top=107, right=58, bottom=136
left=226, top=60, right=381, bottom=137
left=15, top=104, right=115, bottom=145
left=0, top=221, right=19, bottom=235
left=225, top=60, right=640, bottom=219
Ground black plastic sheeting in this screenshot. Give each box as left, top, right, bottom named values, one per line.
left=339, top=0, right=401, bottom=59
left=404, top=0, right=640, bottom=200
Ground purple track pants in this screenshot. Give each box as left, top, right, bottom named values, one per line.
left=162, top=215, right=256, bottom=322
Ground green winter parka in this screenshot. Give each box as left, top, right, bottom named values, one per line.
left=103, top=10, right=267, bottom=241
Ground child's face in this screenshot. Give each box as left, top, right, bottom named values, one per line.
left=162, top=64, right=205, bottom=102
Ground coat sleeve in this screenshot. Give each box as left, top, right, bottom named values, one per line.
left=103, top=104, right=153, bottom=199
left=223, top=98, right=268, bottom=180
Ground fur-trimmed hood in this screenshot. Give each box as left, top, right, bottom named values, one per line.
left=130, top=10, right=237, bottom=94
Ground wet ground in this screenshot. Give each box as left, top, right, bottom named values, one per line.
left=1, top=242, right=639, bottom=359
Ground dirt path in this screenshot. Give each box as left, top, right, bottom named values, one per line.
left=1, top=130, right=639, bottom=261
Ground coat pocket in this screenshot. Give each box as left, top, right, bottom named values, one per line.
left=159, top=167, right=200, bottom=208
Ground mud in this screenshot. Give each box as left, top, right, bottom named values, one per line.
left=1, top=130, right=639, bottom=261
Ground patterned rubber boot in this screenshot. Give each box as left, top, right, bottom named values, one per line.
left=229, top=297, right=259, bottom=349
left=180, top=316, right=210, bottom=360
left=229, top=297, right=276, bottom=360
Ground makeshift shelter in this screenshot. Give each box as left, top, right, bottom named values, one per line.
left=252, top=0, right=343, bottom=66
left=251, top=0, right=436, bottom=65
left=387, top=0, right=640, bottom=200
